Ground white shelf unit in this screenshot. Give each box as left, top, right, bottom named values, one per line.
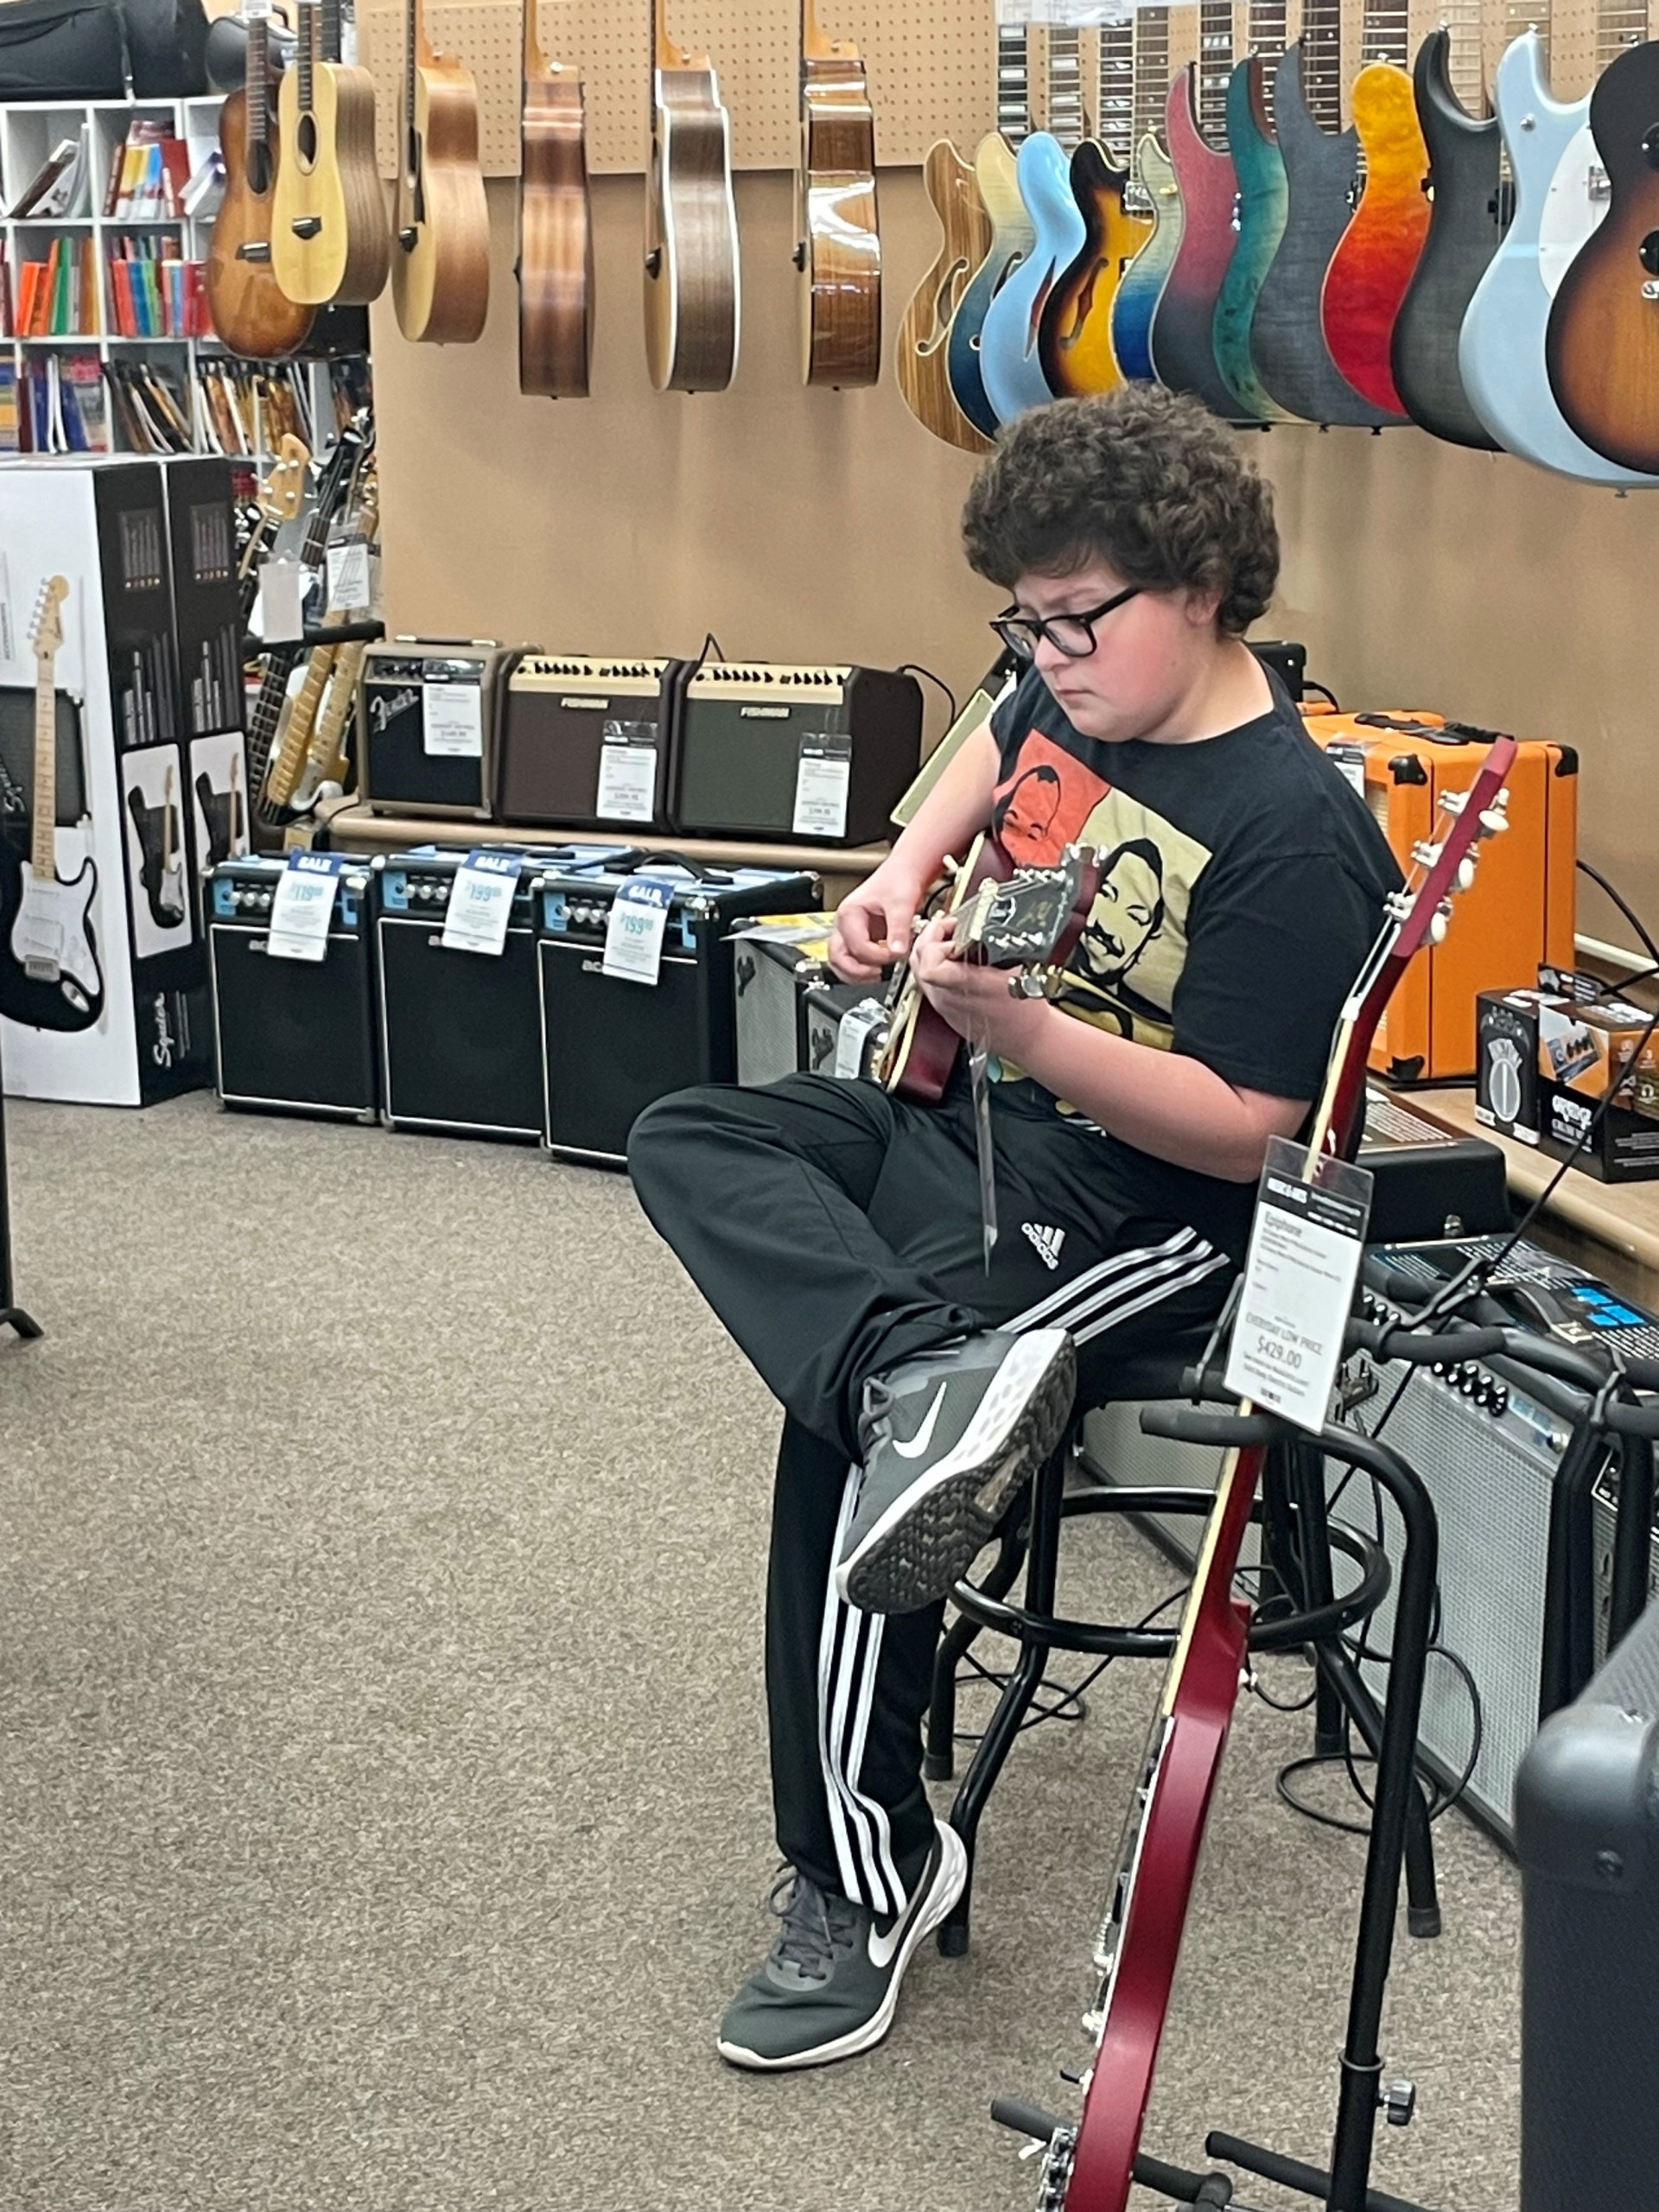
left=0, top=96, right=340, bottom=460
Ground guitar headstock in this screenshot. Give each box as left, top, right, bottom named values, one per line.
left=259, top=434, right=310, bottom=527
left=957, top=843, right=1101, bottom=973
left=29, top=575, right=68, bottom=663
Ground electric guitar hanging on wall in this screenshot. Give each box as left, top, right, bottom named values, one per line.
left=270, top=0, right=391, bottom=306
left=1009, top=741, right=1516, bottom=2212
left=207, top=0, right=317, bottom=359
left=1150, top=1, right=1243, bottom=417
left=1111, top=6, right=1180, bottom=385
left=0, top=577, right=102, bottom=1033
left=1211, top=0, right=1298, bottom=420
left=237, top=433, right=310, bottom=626
left=946, top=22, right=1036, bottom=438
left=795, top=0, right=880, bottom=386
left=643, top=0, right=741, bottom=392
left=980, top=24, right=1088, bottom=423
left=392, top=0, right=490, bottom=344
left=1040, top=14, right=1151, bottom=399
left=518, top=0, right=594, bottom=397
left=894, top=139, right=994, bottom=449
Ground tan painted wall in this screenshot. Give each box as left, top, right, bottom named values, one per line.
left=372, top=167, right=1659, bottom=957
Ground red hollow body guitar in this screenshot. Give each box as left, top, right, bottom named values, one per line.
left=1043, top=737, right=1516, bottom=2212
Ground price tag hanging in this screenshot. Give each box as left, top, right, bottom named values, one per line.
left=440, top=849, right=520, bottom=957
left=258, top=555, right=304, bottom=645
left=601, top=875, right=677, bottom=986
left=266, top=850, right=347, bottom=963
left=1223, top=1135, right=1374, bottom=1433
left=793, top=734, right=852, bottom=840
left=594, top=721, right=660, bottom=824
left=423, top=678, right=484, bottom=758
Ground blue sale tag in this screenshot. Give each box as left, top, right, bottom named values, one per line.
left=441, top=849, right=520, bottom=957
left=267, top=849, right=347, bottom=963
left=601, top=875, right=676, bottom=986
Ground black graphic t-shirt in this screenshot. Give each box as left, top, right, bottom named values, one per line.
left=988, top=665, right=1402, bottom=1256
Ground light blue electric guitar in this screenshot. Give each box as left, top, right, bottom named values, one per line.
left=944, top=22, right=1034, bottom=440
left=1112, top=3, right=1181, bottom=383
left=979, top=24, right=1087, bottom=423
left=1459, top=26, right=1658, bottom=483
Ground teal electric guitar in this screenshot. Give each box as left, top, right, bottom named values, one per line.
left=1211, top=0, right=1299, bottom=417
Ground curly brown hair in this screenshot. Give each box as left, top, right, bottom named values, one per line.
left=960, top=387, right=1279, bottom=635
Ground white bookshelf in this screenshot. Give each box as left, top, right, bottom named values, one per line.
left=0, top=95, right=341, bottom=460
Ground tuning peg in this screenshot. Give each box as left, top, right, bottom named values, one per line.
left=1456, top=856, right=1478, bottom=892
left=1440, top=789, right=1467, bottom=816
left=1410, top=838, right=1443, bottom=868
left=1428, top=905, right=1452, bottom=944
left=1479, top=794, right=1510, bottom=836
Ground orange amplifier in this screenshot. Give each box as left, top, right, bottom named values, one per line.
left=1309, top=713, right=1578, bottom=1083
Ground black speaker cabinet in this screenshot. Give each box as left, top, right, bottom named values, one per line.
left=496, top=655, right=688, bottom=831
left=672, top=663, right=923, bottom=847
left=537, top=861, right=821, bottom=1164
left=208, top=855, right=377, bottom=1120
left=358, top=641, right=533, bottom=819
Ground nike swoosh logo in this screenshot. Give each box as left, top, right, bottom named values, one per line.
left=868, top=1885, right=923, bottom=1968
left=891, top=1382, right=949, bottom=1461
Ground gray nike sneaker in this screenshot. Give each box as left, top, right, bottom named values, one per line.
left=835, top=1328, right=1077, bottom=1615
left=716, top=1821, right=968, bottom=2071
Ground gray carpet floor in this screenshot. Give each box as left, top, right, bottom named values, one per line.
left=1, top=1094, right=1520, bottom=2212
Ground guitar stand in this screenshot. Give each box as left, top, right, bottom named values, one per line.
left=0, top=1050, right=41, bottom=1344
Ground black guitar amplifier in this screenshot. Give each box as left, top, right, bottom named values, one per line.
left=672, top=663, right=923, bottom=847
left=496, top=654, right=690, bottom=831
left=732, top=918, right=885, bottom=1086
left=207, top=854, right=377, bottom=1121
left=1356, top=1084, right=1511, bottom=1243
left=374, top=846, right=626, bottom=1141
left=358, top=640, right=534, bottom=820
left=536, top=860, right=821, bottom=1164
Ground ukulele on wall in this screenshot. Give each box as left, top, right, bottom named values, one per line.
left=518, top=0, right=594, bottom=397
left=795, top=0, right=880, bottom=387
left=392, top=0, right=491, bottom=344
left=207, top=0, right=316, bottom=359
left=0, top=577, right=103, bottom=1034
left=644, top=0, right=741, bottom=392
left=270, top=0, right=391, bottom=306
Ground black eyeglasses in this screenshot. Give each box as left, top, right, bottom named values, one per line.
left=990, top=584, right=1143, bottom=663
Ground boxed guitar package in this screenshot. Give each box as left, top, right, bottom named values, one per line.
left=1477, top=969, right=1659, bottom=1181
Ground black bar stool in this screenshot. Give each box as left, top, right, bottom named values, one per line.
left=925, top=1348, right=1444, bottom=1955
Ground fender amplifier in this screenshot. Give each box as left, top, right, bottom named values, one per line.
left=373, top=846, right=626, bottom=1141
left=732, top=918, right=885, bottom=1086
left=1334, top=1235, right=1659, bottom=1847
left=1310, top=715, right=1578, bottom=1082
left=208, top=854, right=377, bottom=1121
left=358, top=640, right=534, bottom=820
left=537, top=861, right=821, bottom=1163
left=1518, top=1593, right=1659, bottom=2212
left=496, top=655, right=689, bottom=831
left=673, top=663, right=923, bottom=846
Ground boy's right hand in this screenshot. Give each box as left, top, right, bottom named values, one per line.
left=829, top=863, right=929, bottom=982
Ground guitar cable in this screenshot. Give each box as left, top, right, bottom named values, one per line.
left=896, top=664, right=958, bottom=733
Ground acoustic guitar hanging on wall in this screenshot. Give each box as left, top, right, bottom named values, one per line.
left=518, top=0, right=594, bottom=397
left=794, top=0, right=880, bottom=387
left=644, top=0, right=741, bottom=392
left=207, top=0, right=316, bottom=359
left=270, top=0, right=391, bottom=307
left=392, top=0, right=491, bottom=344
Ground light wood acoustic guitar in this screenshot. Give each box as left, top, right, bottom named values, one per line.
left=1545, top=34, right=1659, bottom=474
left=644, top=0, right=741, bottom=392
left=391, top=0, right=490, bottom=344
left=270, top=0, right=391, bottom=306
left=1040, top=15, right=1152, bottom=399
left=207, top=0, right=316, bottom=359
left=794, top=0, right=880, bottom=387
left=518, top=0, right=594, bottom=397
left=893, top=139, right=993, bottom=450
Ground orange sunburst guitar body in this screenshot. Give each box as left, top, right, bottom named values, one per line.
left=518, top=1, right=593, bottom=395
left=207, top=1, right=315, bottom=359
left=894, top=140, right=994, bottom=451
left=1320, top=61, right=1429, bottom=416
left=1041, top=141, right=1152, bottom=396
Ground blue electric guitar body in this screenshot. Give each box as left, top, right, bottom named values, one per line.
left=945, top=131, right=1032, bottom=437
left=1211, top=56, right=1294, bottom=417
left=1459, top=30, right=1656, bottom=483
left=979, top=129, right=1085, bottom=421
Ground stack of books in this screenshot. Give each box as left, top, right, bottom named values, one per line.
left=13, top=238, right=102, bottom=337
left=106, top=235, right=206, bottom=338
left=0, top=354, right=111, bottom=453
left=104, top=121, right=192, bottom=219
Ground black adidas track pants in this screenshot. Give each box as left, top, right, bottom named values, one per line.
left=627, top=1073, right=1233, bottom=1911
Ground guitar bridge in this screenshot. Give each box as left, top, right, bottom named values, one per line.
left=235, top=240, right=273, bottom=264
left=22, top=956, right=60, bottom=983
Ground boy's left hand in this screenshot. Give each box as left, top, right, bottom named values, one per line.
left=909, top=914, right=1053, bottom=1061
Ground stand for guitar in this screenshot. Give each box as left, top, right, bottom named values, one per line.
left=0, top=1042, right=42, bottom=1342
left=997, top=1408, right=1448, bottom=2212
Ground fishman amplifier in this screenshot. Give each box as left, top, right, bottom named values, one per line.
left=208, top=854, right=377, bottom=1121
left=537, top=861, right=821, bottom=1163
left=373, top=846, right=624, bottom=1141
left=359, top=639, right=535, bottom=819
left=673, top=663, right=923, bottom=846
left=496, top=655, right=690, bottom=831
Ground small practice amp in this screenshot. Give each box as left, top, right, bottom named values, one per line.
left=673, top=663, right=923, bottom=846
left=208, top=855, right=377, bottom=1121
left=496, top=655, right=689, bottom=831
left=1336, top=1234, right=1659, bottom=1847
left=358, top=639, right=534, bottom=819
left=373, top=846, right=621, bottom=1141
left=537, top=861, right=821, bottom=1163
left=1355, top=1084, right=1510, bottom=1243
left=732, top=919, right=884, bottom=1086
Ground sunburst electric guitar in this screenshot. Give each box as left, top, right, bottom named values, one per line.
left=0, top=577, right=102, bottom=1033
left=1040, top=14, right=1152, bottom=398
left=392, top=0, right=490, bottom=344
left=644, top=0, right=741, bottom=393
left=1007, top=742, right=1516, bottom=2212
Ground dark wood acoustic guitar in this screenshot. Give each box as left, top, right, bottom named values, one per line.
left=1545, top=35, right=1659, bottom=475
left=207, top=0, right=316, bottom=359
left=643, top=0, right=740, bottom=393
left=518, top=0, right=594, bottom=396
left=794, top=0, right=880, bottom=387
left=1389, top=25, right=1505, bottom=450
left=391, top=0, right=490, bottom=344
left=1030, top=741, right=1516, bottom=2212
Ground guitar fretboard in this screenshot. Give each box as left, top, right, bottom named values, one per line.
left=31, top=643, right=56, bottom=881
left=1097, top=15, right=1135, bottom=165
left=1361, top=0, right=1408, bottom=71
left=1302, top=0, right=1343, bottom=132
left=1597, top=0, right=1647, bottom=69
left=1127, top=5, right=1170, bottom=212
left=1440, top=0, right=1485, bottom=115
left=997, top=22, right=1032, bottom=145
left=1198, top=0, right=1233, bottom=145
left=1248, top=0, right=1287, bottom=61
left=1046, top=24, right=1085, bottom=147
left=297, top=0, right=315, bottom=118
